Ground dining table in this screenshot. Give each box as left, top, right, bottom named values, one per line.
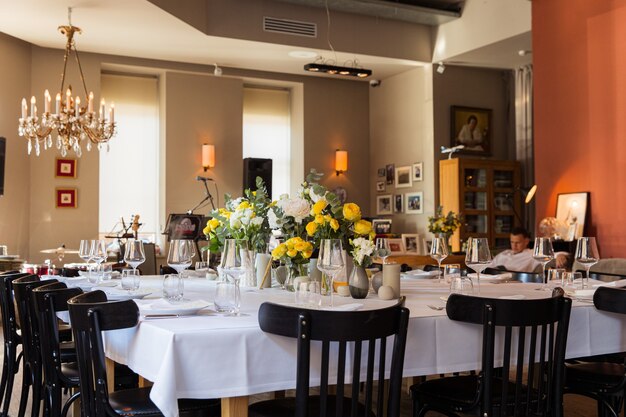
left=90, top=273, right=626, bottom=417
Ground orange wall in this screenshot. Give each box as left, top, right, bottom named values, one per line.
left=533, top=0, right=626, bottom=257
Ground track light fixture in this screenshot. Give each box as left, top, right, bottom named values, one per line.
left=436, top=62, right=445, bottom=74
left=304, top=63, right=372, bottom=78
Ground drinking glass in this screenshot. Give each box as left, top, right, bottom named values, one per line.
left=121, top=269, right=140, bottom=294
left=295, top=281, right=322, bottom=307
left=547, top=268, right=566, bottom=287
left=124, top=239, right=146, bottom=275
left=79, top=239, right=93, bottom=280
left=565, top=271, right=584, bottom=291
left=575, top=237, right=599, bottom=286
left=89, top=240, right=107, bottom=284
left=220, top=239, right=249, bottom=316
left=533, top=237, right=555, bottom=285
left=214, top=280, right=236, bottom=313
left=430, top=237, right=449, bottom=284
left=465, top=237, right=492, bottom=292
left=162, top=274, right=184, bottom=301
left=167, top=240, right=194, bottom=275
left=272, top=259, right=288, bottom=289
left=450, top=275, right=474, bottom=295
left=444, top=263, right=461, bottom=286
left=317, top=239, right=344, bottom=307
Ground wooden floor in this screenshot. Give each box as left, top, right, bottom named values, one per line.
left=0, top=336, right=607, bottom=417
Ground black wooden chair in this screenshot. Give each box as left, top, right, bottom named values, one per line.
left=67, top=290, right=220, bottom=417
left=248, top=299, right=410, bottom=417
left=411, top=288, right=572, bottom=417
left=565, top=286, right=626, bottom=417
left=32, top=282, right=82, bottom=417
left=0, top=271, right=30, bottom=416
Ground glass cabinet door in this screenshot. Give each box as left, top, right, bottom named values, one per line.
left=464, top=168, right=487, bottom=188
left=464, top=191, right=487, bottom=210
left=493, top=170, right=514, bottom=188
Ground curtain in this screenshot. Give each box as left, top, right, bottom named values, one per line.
left=515, top=65, right=534, bottom=232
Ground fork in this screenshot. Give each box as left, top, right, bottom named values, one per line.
left=427, top=305, right=445, bottom=311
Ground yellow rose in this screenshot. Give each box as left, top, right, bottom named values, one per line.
left=302, top=250, right=313, bottom=259
left=294, top=241, right=309, bottom=252
left=314, top=214, right=325, bottom=225
left=329, top=218, right=339, bottom=231
left=208, top=218, right=220, bottom=230
left=306, top=221, right=318, bottom=236
left=287, top=249, right=298, bottom=258
left=354, top=219, right=372, bottom=235
left=311, top=199, right=328, bottom=215
left=237, top=201, right=251, bottom=210
left=271, top=244, right=287, bottom=259
left=343, top=203, right=361, bottom=222
left=203, top=226, right=211, bottom=235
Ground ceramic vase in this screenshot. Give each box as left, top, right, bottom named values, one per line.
left=348, top=265, right=369, bottom=299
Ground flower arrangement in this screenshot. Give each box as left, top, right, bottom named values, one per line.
left=350, top=236, right=377, bottom=268
left=427, top=206, right=462, bottom=236
left=270, top=236, right=314, bottom=266
left=203, top=177, right=273, bottom=253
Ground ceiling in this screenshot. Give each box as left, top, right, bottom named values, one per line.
left=0, top=0, right=527, bottom=81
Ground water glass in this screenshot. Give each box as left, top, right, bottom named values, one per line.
left=99, top=263, right=113, bottom=281
left=565, top=271, right=584, bottom=290
left=121, top=269, right=140, bottom=293
left=547, top=268, right=566, bottom=287
left=162, top=274, right=184, bottom=301
left=214, top=280, right=236, bottom=313
left=195, top=261, right=208, bottom=272
left=295, top=281, right=322, bottom=307
left=272, top=260, right=288, bottom=289
left=450, top=276, right=474, bottom=295
left=444, top=264, right=461, bottom=286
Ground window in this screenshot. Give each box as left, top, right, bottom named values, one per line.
left=99, top=74, right=159, bottom=243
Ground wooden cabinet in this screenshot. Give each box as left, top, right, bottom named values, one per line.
left=439, top=158, right=521, bottom=252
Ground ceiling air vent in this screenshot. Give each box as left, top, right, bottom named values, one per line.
left=263, top=16, right=317, bottom=37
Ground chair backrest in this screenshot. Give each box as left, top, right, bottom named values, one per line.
left=159, top=264, right=177, bottom=275
left=508, top=271, right=543, bottom=283
left=68, top=291, right=139, bottom=417
left=575, top=270, right=626, bottom=283
left=32, top=283, right=82, bottom=386
left=593, top=286, right=626, bottom=314
left=0, top=272, right=31, bottom=344
left=446, top=289, right=572, bottom=417
left=258, top=299, right=410, bottom=417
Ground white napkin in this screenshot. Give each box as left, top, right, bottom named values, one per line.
left=566, top=288, right=596, bottom=298
left=498, top=294, right=526, bottom=300
left=468, top=273, right=512, bottom=281
left=592, top=279, right=626, bottom=289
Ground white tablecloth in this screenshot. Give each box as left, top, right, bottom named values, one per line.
left=102, top=276, right=626, bottom=417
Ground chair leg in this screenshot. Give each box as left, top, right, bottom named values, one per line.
left=0, top=345, right=11, bottom=412
left=16, top=375, right=30, bottom=417
left=31, top=366, right=43, bottom=417
left=0, top=345, right=18, bottom=417
left=60, top=391, right=80, bottom=417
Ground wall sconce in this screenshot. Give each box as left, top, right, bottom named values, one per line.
left=335, top=149, right=348, bottom=176
left=202, top=143, right=215, bottom=171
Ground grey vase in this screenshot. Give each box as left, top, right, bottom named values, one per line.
left=349, top=266, right=369, bottom=299
left=371, top=271, right=383, bottom=293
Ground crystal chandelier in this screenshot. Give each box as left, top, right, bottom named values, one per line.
left=18, top=8, right=116, bottom=157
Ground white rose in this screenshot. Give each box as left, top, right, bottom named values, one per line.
left=267, top=209, right=280, bottom=229
left=251, top=217, right=264, bottom=227
left=281, top=197, right=310, bottom=224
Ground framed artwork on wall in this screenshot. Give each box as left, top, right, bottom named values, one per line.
left=376, top=195, right=393, bottom=215
left=394, top=194, right=403, bottom=213
left=405, top=191, right=424, bottom=214
left=555, top=192, right=589, bottom=241
left=55, top=158, right=77, bottom=178
left=385, top=164, right=395, bottom=185
left=377, top=168, right=386, bottom=178
left=388, top=238, right=405, bottom=255
left=401, top=234, right=420, bottom=254
left=395, top=165, right=412, bottom=188
left=372, top=219, right=392, bottom=234
left=376, top=181, right=385, bottom=192
left=56, top=188, right=77, bottom=208
left=451, top=106, right=492, bottom=156
left=412, top=162, right=423, bottom=182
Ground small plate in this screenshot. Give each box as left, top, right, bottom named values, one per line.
left=402, top=270, right=440, bottom=279
left=100, top=289, right=152, bottom=301
left=140, top=299, right=211, bottom=316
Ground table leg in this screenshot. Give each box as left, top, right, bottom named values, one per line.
left=221, top=396, right=248, bottom=417
left=106, top=357, right=115, bottom=392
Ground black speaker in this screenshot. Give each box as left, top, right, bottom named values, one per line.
left=0, top=137, right=5, bottom=197
left=243, top=158, right=272, bottom=197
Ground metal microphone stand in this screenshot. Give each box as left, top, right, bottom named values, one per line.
left=187, top=180, right=216, bottom=214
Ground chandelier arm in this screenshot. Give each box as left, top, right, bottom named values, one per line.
left=59, top=38, right=72, bottom=94
left=72, top=44, right=90, bottom=98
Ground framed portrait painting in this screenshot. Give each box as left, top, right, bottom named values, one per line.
left=405, top=192, right=424, bottom=214
left=55, top=158, right=77, bottom=178
left=56, top=188, right=77, bottom=208
left=555, top=192, right=589, bottom=241
left=395, top=166, right=412, bottom=188
left=451, top=106, right=492, bottom=156
left=376, top=195, right=393, bottom=215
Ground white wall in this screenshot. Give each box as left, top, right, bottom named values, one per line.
left=369, top=66, right=435, bottom=235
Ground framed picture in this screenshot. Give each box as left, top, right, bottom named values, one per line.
left=388, top=238, right=405, bottom=255
left=394, top=194, right=403, bottom=213
left=376, top=194, right=393, bottom=215
left=385, top=164, right=395, bottom=185
left=395, top=165, right=412, bottom=188
left=377, top=168, right=386, bottom=178
left=451, top=106, right=492, bottom=156
left=412, top=162, right=423, bottom=182
left=333, top=187, right=347, bottom=204
left=376, top=181, right=386, bottom=192
left=555, top=192, right=589, bottom=241
left=55, top=158, right=77, bottom=178
left=372, top=219, right=392, bottom=234
left=401, top=234, right=420, bottom=254
left=405, top=191, right=424, bottom=214
left=56, top=188, right=77, bottom=208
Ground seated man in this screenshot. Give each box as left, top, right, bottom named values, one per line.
left=491, top=227, right=568, bottom=272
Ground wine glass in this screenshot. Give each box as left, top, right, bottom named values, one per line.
left=89, top=240, right=107, bottom=284
left=430, top=237, right=449, bottom=284
left=124, top=239, right=146, bottom=275
left=167, top=240, right=194, bottom=276
left=575, top=237, right=599, bottom=288
left=220, top=239, right=249, bottom=316
left=79, top=239, right=93, bottom=279
left=317, top=239, right=344, bottom=307
left=465, top=237, right=492, bottom=292
left=533, top=237, right=555, bottom=285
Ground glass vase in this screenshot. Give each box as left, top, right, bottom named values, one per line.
left=348, top=265, right=369, bottom=299
left=240, top=249, right=257, bottom=287
left=285, top=260, right=308, bottom=292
